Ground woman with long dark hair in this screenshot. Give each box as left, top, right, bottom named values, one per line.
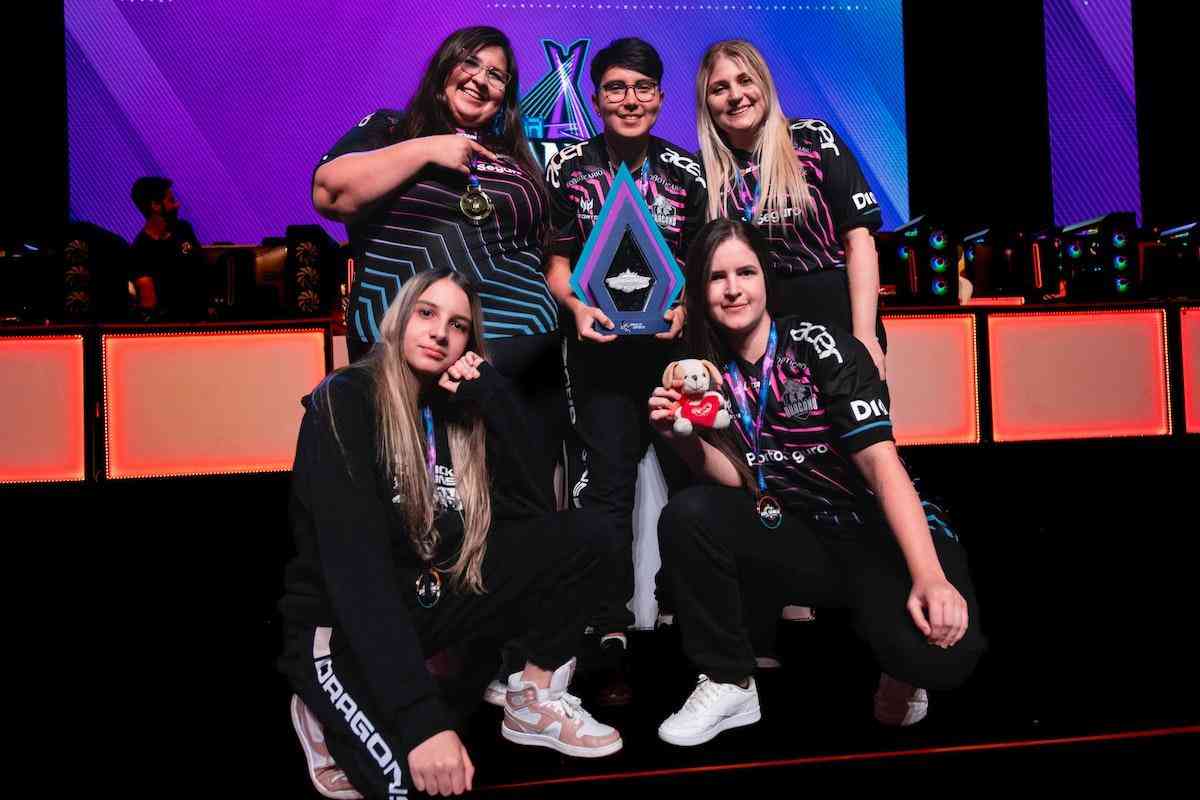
left=647, top=220, right=985, bottom=746
left=313, top=26, right=562, bottom=501
left=280, top=269, right=621, bottom=798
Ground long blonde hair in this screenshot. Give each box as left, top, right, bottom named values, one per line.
left=695, top=40, right=815, bottom=225
left=329, top=269, right=492, bottom=593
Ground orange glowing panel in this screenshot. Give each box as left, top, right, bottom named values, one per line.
left=880, top=314, right=980, bottom=445
left=102, top=329, right=327, bottom=478
left=989, top=310, right=1171, bottom=442
left=1182, top=307, right=1200, bottom=434
left=0, top=336, right=86, bottom=483
left=332, top=334, right=349, bottom=370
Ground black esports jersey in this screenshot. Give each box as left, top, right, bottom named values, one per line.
left=721, top=118, right=882, bottom=277
left=320, top=110, right=558, bottom=346
left=544, top=134, right=708, bottom=269
left=722, top=314, right=895, bottom=514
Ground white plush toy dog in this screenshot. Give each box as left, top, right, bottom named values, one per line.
left=661, top=358, right=732, bottom=435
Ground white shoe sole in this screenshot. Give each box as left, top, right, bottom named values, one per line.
left=501, top=723, right=623, bottom=758
left=657, top=706, right=762, bottom=747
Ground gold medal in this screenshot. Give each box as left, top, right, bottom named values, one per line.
left=459, top=186, right=493, bottom=223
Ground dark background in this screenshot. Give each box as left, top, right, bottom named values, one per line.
left=4, top=1, right=1197, bottom=793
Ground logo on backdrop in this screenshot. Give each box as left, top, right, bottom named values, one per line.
left=520, top=38, right=598, bottom=160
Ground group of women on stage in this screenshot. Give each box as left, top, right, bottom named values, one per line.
left=280, top=27, right=986, bottom=799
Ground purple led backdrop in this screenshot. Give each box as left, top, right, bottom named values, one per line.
left=1044, top=0, right=1141, bottom=226
left=66, top=0, right=907, bottom=244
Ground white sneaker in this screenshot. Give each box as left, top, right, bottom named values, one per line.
left=483, top=678, right=507, bottom=707
left=657, top=675, right=762, bottom=746
left=873, top=673, right=929, bottom=727
left=501, top=658, right=623, bottom=758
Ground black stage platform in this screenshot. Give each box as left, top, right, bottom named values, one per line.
left=15, top=438, right=1199, bottom=794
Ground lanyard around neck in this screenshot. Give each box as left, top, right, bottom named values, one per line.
left=724, top=322, right=778, bottom=493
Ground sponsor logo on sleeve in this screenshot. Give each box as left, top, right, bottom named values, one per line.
left=851, top=191, right=878, bottom=211
left=851, top=398, right=889, bottom=422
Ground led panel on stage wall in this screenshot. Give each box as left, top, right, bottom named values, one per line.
left=0, top=336, right=87, bottom=484
left=1044, top=0, right=1141, bottom=225
left=880, top=314, right=980, bottom=446
left=101, top=328, right=328, bottom=479
left=988, top=309, right=1170, bottom=442
left=65, top=0, right=908, bottom=244
left=1182, top=306, right=1200, bottom=434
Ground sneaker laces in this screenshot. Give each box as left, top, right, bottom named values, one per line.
left=542, top=690, right=586, bottom=721
left=682, top=675, right=730, bottom=713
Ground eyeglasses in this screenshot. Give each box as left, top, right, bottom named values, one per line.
left=601, top=80, right=659, bottom=104
left=459, top=54, right=511, bottom=90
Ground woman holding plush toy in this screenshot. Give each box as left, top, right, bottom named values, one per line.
left=647, top=219, right=985, bottom=746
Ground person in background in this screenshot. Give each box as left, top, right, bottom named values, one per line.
left=129, top=176, right=206, bottom=320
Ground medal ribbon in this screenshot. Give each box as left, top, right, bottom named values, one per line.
left=733, top=163, right=760, bottom=224
left=456, top=128, right=486, bottom=200
left=608, top=152, right=652, bottom=205
left=724, top=323, right=777, bottom=495
left=421, top=406, right=437, bottom=480
left=416, top=406, right=442, bottom=607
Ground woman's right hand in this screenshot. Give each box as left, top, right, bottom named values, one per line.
left=407, top=730, right=474, bottom=796
left=569, top=298, right=617, bottom=343
left=421, top=135, right=499, bottom=175
left=649, top=385, right=683, bottom=438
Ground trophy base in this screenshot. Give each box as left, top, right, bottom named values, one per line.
left=592, top=316, right=670, bottom=336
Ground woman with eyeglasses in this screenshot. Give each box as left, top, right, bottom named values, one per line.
left=313, top=26, right=563, bottom=504
left=541, top=37, right=708, bottom=707
left=695, top=40, right=888, bottom=378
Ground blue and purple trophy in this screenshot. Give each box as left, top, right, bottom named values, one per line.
left=569, top=163, right=685, bottom=335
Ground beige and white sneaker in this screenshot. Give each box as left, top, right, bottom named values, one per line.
left=501, top=658, right=623, bottom=757
left=873, top=673, right=929, bottom=727
left=658, top=674, right=761, bottom=746
left=483, top=678, right=508, bottom=707
left=289, top=695, right=363, bottom=800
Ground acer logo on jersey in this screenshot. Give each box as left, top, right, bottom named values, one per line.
left=659, top=149, right=707, bottom=187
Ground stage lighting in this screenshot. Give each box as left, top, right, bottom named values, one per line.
left=1061, top=212, right=1138, bottom=300
left=285, top=225, right=341, bottom=317
left=60, top=222, right=133, bottom=321
left=882, top=215, right=959, bottom=305
left=1141, top=221, right=1199, bottom=298
left=959, top=227, right=1036, bottom=300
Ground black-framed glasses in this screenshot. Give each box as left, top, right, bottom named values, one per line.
left=601, top=80, right=659, bottom=103
left=459, top=54, right=511, bottom=90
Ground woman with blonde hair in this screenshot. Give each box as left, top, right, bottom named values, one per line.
left=695, top=40, right=888, bottom=378
left=279, top=268, right=621, bottom=799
